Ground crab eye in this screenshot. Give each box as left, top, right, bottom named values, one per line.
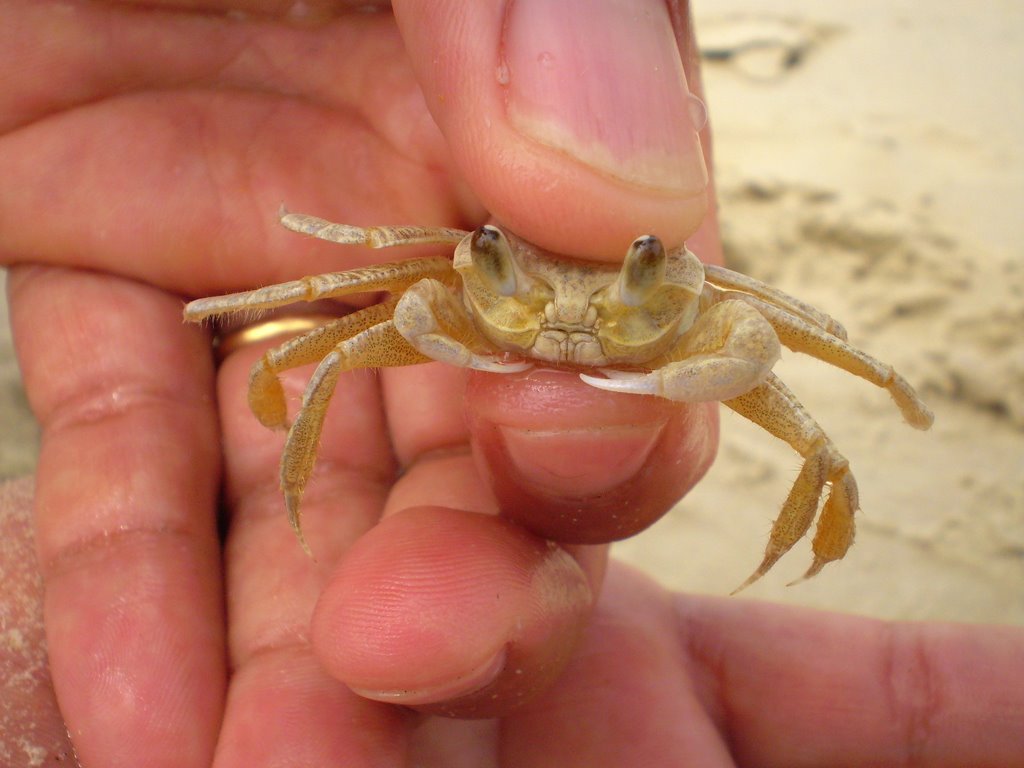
left=617, top=235, right=666, bottom=307
left=471, top=225, right=517, bottom=296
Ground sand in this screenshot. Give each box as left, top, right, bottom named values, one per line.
left=0, top=478, right=75, bottom=766
left=1, top=1, right=1021, bottom=630
left=616, top=0, right=1024, bottom=621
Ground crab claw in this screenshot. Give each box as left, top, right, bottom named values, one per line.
left=471, top=357, right=534, bottom=374
left=579, top=370, right=659, bottom=395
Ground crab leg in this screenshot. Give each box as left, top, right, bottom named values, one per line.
left=393, top=278, right=533, bottom=374
left=183, top=256, right=456, bottom=321
left=703, top=264, right=848, bottom=339
left=724, top=373, right=859, bottom=593
left=280, top=319, right=431, bottom=552
left=719, top=290, right=934, bottom=430
left=246, top=301, right=396, bottom=429
left=581, top=299, right=780, bottom=402
left=279, top=210, right=468, bottom=249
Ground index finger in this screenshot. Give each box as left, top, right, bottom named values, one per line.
left=8, top=265, right=225, bottom=767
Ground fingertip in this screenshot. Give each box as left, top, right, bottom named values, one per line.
left=394, top=0, right=710, bottom=258
left=311, top=507, right=593, bottom=717
left=466, top=369, right=719, bottom=544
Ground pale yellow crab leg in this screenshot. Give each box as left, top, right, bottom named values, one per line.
left=717, top=289, right=934, bottom=430
left=703, top=264, right=848, bottom=339
left=393, top=278, right=532, bottom=373
left=246, top=301, right=396, bottom=429
left=279, top=210, right=468, bottom=249
left=281, top=319, right=431, bottom=553
left=183, top=256, right=456, bottom=322
left=724, top=373, right=859, bottom=593
left=581, top=299, right=780, bottom=401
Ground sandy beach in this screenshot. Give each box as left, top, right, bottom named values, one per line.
left=1, top=1, right=1021, bottom=624
left=616, top=0, right=1024, bottom=621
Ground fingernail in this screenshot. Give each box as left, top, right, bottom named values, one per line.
left=350, top=648, right=507, bottom=706
left=499, top=422, right=665, bottom=498
left=501, top=0, right=707, bottom=193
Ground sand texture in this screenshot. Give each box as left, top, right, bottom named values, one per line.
left=0, top=478, right=76, bottom=765
left=616, top=2, right=1024, bottom=621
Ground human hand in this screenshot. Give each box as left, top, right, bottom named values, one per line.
left=3, top=0, right=718, bottom=764
left=3, top=477, right=1022, bottom=766
left=479, top=561, right=1024, bottom=767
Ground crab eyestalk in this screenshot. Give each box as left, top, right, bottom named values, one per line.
left=617, top=235, right=667, bottom=307
left=471, top=225, right=518, bottom=296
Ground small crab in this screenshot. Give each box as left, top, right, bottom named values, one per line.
left=185, top=210, right=933, bottom=590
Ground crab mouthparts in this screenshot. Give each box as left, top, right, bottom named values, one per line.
left=533, top=324, right=605, bottom=365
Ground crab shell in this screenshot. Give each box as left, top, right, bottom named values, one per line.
left=452, top=227, right=705, bottom=369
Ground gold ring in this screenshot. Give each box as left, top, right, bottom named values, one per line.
left=213, top=312, right=342, bottom=362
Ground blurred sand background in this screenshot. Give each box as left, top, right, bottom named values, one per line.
left=2, top=1, right=1022, bottom=624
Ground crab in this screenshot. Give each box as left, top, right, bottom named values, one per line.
left=185, top=210, right=934, bottom=590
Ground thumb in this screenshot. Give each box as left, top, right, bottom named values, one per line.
left=394, top=0, right=721, bottom=546
left=394, top=0, right=710, bottom=259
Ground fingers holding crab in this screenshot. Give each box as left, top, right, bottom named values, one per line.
left=184, top=197, right=937, bottom=735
